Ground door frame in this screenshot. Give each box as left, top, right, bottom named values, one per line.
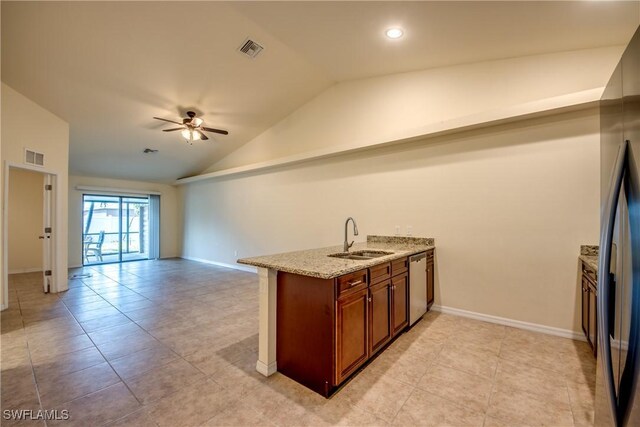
left=2, top=161, right=59, bottom=310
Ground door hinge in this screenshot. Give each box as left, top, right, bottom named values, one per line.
left=44, top=270, right=52, bottom=276
left=44, top=227, right=52, bottom=233
left=45, top=184, right=52, bottom=191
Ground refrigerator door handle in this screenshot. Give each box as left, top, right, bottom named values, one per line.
left=598, top=140, right=629, bottom=426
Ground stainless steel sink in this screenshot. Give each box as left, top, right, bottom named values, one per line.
left=328, top=250, right=394, bottom=260
left=354, top=251, right=393, bottom=258
left=328, top=253, right=373, bottom=260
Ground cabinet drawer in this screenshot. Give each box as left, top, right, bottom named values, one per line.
left=369, top=262, right=391, bottom=286
left=337, top=270, right=368, bottom=297
left=391, top=257, right=408, bottom=277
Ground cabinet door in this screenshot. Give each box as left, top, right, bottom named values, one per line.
left=391, top=273, right=409, bottom=335
left=368, top=280, right=392, bottom=355
left=588, top=285, right=597, bottom=357
left=426, top=257, right=434, bottom=308
left=335, top=288, right=368, bottom=384
left=581, top=277, right=590, bottom=338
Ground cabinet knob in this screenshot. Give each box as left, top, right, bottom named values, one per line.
left=368, top=297, right=372, bottom=302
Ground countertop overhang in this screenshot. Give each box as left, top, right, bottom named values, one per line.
left=238, top=236, right=435, bottom=279
left=580, top=255, right=598, bottom=273
left=579, top=245, right=599, bottom=273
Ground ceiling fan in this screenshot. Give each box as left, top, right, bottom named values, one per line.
left=153, top=111, right=228, bottom=144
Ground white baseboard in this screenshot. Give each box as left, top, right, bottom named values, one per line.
left=8, top=267, right=42, bottom=274
left=181, top=256, right=257, bottom=274
left=431, top=304, right=586, bottom=341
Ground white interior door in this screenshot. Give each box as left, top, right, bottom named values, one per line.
left=42, top=174, right=53, bottom=293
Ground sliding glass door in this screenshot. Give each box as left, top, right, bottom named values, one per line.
left=82, top=194, right=151, bottom=265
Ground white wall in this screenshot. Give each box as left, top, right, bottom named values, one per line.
left=208, top=46, right=621, bottom=173
left=68, top=175, right=180, bottom=267
left=181, top=108, right=600, bottom=334
left=8, top=168, right=44, bottom=273
left=1, top=83, right=69, bottom=305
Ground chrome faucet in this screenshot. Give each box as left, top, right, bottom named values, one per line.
left=344, top=217, right=359, bottom=252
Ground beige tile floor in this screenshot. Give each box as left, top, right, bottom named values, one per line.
left=1, top=259, right=596, bottom=426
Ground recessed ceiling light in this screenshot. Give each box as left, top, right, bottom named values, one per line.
left=385, top=28, right=404, bottom=39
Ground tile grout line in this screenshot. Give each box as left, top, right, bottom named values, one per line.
left=481, top=334, right=505, bottom=427
left=17, top=292, right=49, bottom=427
left=74, top=276, right=211, bottom=418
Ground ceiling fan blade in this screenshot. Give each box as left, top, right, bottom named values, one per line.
left=153, top=117, right=183, bottom=125
left=199, top=132, right=209, bottom=141
left=201, top=127, right=229, bottom=135
left=162, top=128, right=184, bottom=132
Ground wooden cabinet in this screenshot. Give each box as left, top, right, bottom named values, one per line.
left=581, top=277, right=589, bottom=337
left=369, top=262, right=391, bottom=285
left=276, top=252, right=432, bottom=397
left=391, top=272, right=409, bottom=335
left=589, top=284, right=597, bottom=355
left=368, top=280, right=392, bottom=355
left=335, top=287, right=369, bottom=384
left=426, top=250, right=435, bottom=309
left=368, top=261, right=409, bottom=356
left=580, top=262, right=598, bottom=357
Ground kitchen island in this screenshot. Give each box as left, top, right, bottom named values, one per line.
left=238, top=235, right=434, bottom=396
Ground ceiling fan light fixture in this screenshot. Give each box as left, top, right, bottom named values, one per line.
left=385, top=28, right=404, bottom=39
left=154, top=111, right=227, bottom=144
left=181, top=128, right=202, bottom=143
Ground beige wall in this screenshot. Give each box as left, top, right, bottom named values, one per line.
left=1, top=83, right=69, bottom=307
left=208, top=47, right=621, bottom=173
left=68, top=175, right=180, bottom=267
left=181, top=108, right=600, bottom=334
left=8, top=168, right=44, bottom=273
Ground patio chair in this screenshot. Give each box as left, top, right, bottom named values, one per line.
left=84, top=231, right=105, bottom=263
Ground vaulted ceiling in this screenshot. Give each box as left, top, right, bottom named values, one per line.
left=2, top=1, right=638, bottom=183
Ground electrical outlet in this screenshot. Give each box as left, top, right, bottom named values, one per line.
left=394, top=225, right=400, bottom=236
left=406, top=226, right=413, bottom=236
left=234, top=250, right=238, bottom=257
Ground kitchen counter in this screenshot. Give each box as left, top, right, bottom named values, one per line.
left=580, top=255, right=598, bottom=273
left=238, top=235, right=434, bottom=279
left=579, top=245, right=599, bottom=273
left=245, top=235, right=435, bottom=380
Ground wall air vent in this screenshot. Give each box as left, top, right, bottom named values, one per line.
left=238, top=38, right=264, bottom=59
left=25, top=149, right=45, bottom=167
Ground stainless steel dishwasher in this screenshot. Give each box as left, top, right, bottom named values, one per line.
left=409, top=252, right=427, bottom=325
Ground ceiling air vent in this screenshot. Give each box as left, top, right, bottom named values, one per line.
left=24, top=149, right=44, bottom=167
left=238, top=38, right=264, bottom=59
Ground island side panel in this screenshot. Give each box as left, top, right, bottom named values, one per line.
left=256, top=267, right=278, bottom=376
left=277, top=271, right=335, bottom=397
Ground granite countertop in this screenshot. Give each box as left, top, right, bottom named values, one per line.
left=238, top=235, right=435, bottom=279
left=579, top=245, right=599, bottom=273
left=580, top=255, right=598, bottom=273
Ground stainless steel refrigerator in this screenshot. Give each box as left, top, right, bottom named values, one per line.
left=596, top=25, right=640, bottom=427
